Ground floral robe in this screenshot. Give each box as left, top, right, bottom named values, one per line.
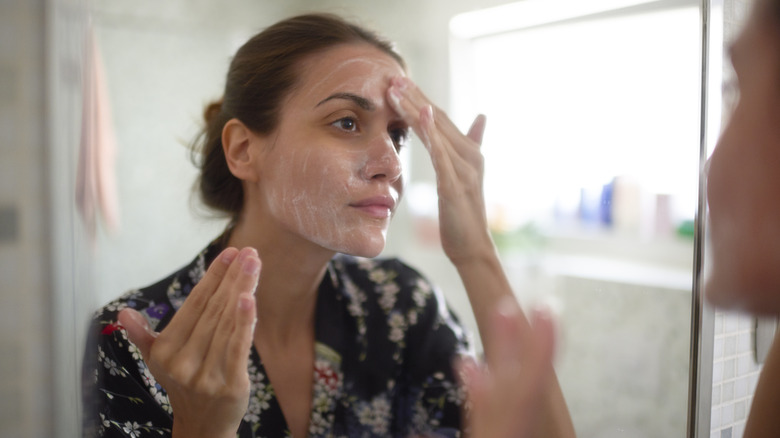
left=82, top=240, right=472, bottom=437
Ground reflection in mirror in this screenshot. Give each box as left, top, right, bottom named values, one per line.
left=444, top=0, right=700, bottom=436
left=27, top=0, right=707, bottom=436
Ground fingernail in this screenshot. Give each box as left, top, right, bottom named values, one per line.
left=242, top=256, right=260, bottom=275
left=496, top=296, right=520, bottom=319
left=395, top=76, right=409, bottom=91
left=127, top=308, right=144, bottom=325
left=389, top=86, right=403, bottom=107
left=423, top=105, right=434, bottom=123
left=220, top=247, right=238, bottom=265
left=126, top=308, right=153, bottom=335
left=237, top=247, right=258, bottom=265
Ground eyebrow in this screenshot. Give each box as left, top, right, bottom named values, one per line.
left=315, top=92, right=376, bottom=111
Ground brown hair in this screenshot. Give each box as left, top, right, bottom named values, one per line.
left=775, top=0, right=780, bottom=25
left=191, top=13, right=405, bottom=222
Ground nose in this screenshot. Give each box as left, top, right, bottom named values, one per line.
left=362, top=133, right=402, bottom=183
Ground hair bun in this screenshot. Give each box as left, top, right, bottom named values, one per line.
left=203, top=99, right=224, bottom=125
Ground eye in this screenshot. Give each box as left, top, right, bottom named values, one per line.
left=332, top=117, right=358, bottom=132
left=389, top=127, right=409, bottom=150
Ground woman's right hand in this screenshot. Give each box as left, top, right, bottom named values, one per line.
left=118, top=247, right=260, bottom=438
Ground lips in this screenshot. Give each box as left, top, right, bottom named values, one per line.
left=349, top=195, right=396, bottom=218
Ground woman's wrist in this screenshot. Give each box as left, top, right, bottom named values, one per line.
left=446, top=234, right=499, bottom=269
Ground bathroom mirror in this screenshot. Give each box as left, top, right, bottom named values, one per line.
left=41, top=0, right=711, bottom=436
left=447, top=0, right=702, bottom=436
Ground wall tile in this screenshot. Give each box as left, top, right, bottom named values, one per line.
left=711, top=404, right=721, bottom=429
left=712, top=384, right=722, bottom=405
left=734, top=377, right=748, bottom=399
left=722, top=381, right=734, bottom=403
left=714, top=337, right=724, bottom=359
left=724, top=335, right=737, bottom=356
left=715, top=313, right=724, bottom=335
left=713, top=360, right=724, bottom=382
left=734, top=400, right=746, bottom=421
left=737, top=332, right=751, bottom=354
left=723, top=358, right=736, bottom=380
left=725, top=314, right=739, bottom=333
left=721, top=405, right=734, bottom=425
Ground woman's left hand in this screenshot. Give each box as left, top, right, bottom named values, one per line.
left=458, top=299, right=558, bottom=438
left=387, top=76, right=491, bottom=265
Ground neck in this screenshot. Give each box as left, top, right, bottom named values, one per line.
left=226, top=214, right=334, bottom=345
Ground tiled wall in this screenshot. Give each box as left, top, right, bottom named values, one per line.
left=710, top=312, right=762, bottom=437
left=709, top=1, right=761, bottom=437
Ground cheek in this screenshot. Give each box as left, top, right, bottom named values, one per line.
left=266, top=149, right=369, bottom=245
left=705, top=108, right=780, bottom=311
left=269, top=150, right=356, bottom=211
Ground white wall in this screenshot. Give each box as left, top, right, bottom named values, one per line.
left=0, top=1, right=53, bottom=436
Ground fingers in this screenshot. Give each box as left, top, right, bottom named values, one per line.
left=418, top=105, right=459, bottom=187
left=524, top=305, right=557, bottom=380
left=387, top=76, right=483, bottom=151
left=497, top=300, right=557, bottom=415
left=224, top=292, right=257, bottom=385
left=200, top=250, right=261, bottom=381
left=179, top=248, right=259, bottom=376
left=461, top=299, right=558, bottom=438
left=492, top=298, right=525, bottom=373
left=118, top=307, right=157, bottom=360
left=387, top=77, right=484, bottom=191
left=162, top=247, right=240, bottom=344
left=492, top=298, right=556, bottom=385
left=456, top=355, right=487, bottom=410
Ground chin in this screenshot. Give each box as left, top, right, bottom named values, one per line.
left=336, top=232, right=387, bottom=258
left=347, top=240, right=386, bottom=258
left=705, top=262, right=780, bottom=316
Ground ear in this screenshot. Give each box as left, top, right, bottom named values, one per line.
left=223, top=118, right=262, bottom=183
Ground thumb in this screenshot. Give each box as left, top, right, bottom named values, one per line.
left=118, top=308, right=157, bottom=359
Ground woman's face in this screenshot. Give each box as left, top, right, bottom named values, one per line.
left=705, top=1, right=780, bottom=313
left=252, top=43, right=408, bottom=258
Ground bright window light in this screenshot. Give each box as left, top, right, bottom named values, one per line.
left=450, top=0, right=701, bottom=237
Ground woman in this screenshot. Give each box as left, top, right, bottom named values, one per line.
left=705, top=0, right=780, bottom=435
left=82, top=13, right=573, bottom=438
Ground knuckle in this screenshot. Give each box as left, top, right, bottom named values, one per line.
left=167, top=361, right=196, bottom=386
left=184, top=288, right=209, bottom=310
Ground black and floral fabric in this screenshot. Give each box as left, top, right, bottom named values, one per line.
left=82, top=239, right=472, bottom=437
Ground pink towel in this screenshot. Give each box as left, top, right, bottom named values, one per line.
left=76, top=25, right=120, bottom=243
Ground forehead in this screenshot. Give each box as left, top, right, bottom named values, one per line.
left=292, top=43, right=407, bottom=103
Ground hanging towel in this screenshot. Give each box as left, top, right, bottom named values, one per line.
left=76, top=23, right=120, bottom=244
